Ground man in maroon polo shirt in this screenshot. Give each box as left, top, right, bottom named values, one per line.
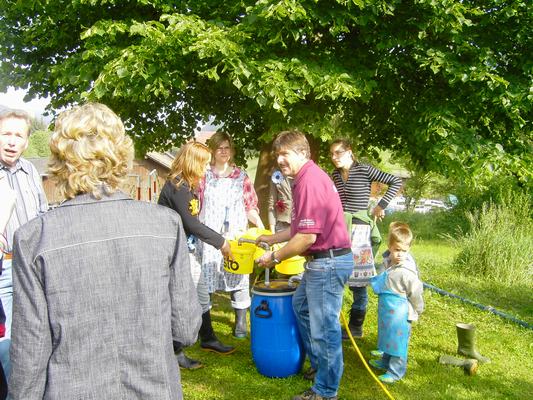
left=257, top=130, right=354, bottom=400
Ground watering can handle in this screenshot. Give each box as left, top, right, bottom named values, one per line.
left=256, top=241, right=270, bottom=250
left=237, top=238, right=270, bottom=251
left=254, top=300, right=272, bottom=319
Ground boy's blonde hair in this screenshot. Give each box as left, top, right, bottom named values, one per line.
left=168, top=142, right=211, bottom=190
left=48, top=103, right=134, bottom=200
left=388, top=222, right=413, bottom=247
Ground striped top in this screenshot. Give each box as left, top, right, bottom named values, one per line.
left=332, top=162, right=402, bottom=213
left=1, top=157, right=48, bottom=251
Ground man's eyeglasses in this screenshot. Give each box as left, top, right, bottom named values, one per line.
left=330, top=150, right=348, bottom=158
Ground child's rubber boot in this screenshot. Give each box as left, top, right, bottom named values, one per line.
left=378, top=373, right=396, bottom=384
left=370, top=349, right=384, bottom=358
left=369, top=359, right=387, bottom=371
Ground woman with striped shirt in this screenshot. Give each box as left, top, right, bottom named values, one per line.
left=330, top=138, right=402, bottom=339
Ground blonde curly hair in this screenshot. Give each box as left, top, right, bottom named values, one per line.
left=48, top=103, right=133, bottom=200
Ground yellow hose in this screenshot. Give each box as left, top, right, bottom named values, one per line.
left=340, top=312, right=397, bottom=400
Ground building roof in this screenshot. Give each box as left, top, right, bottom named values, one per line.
left=145, top=151, right=175, bottom=169
left=144, top=131, right=216, bottom=168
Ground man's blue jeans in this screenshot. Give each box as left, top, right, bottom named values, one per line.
left=292, top=253, right=353, bottom=398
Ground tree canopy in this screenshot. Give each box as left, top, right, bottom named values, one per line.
left=0, top=0, right=531, bottom=187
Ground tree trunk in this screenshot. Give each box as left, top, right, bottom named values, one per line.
left=254, top=141, right=275, bottom=225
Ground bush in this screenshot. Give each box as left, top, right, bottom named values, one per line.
left=379, top=209, right=463, bottom=241
left=451, top=175, right=530, bottom=218
left=451, top=191, right=533, bottom=285
left=24, top=130, right=52, bottom=158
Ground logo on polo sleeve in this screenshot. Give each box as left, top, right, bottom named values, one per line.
left=298, top=219, right=316, bottom=228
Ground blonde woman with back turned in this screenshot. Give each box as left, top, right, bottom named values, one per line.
left=9, top=103, right=200, bottom=399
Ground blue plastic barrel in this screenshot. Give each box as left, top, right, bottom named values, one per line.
left=251, top=279, right=305, bottom=378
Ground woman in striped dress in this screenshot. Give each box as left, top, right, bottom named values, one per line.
left=330, top=138, right=402, bottom=339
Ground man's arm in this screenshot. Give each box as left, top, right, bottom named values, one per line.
left=10, top=221, right=51, bottom=399
left=29, top=161, right=48, bottom=214
left=256, top=232, right=316, bottom=268
left=256, top=228, right=292, bottom=247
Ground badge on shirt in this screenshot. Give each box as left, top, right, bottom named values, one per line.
left=298, top=218, right=316, bottom=228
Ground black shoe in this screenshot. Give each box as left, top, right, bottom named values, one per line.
left=303, top=366, right=317, bottom=381
left=200, top=339, right=236, bottom=355
left=342, top=309, right=365, bottom=339
left=341, top=325, right=363, bottom=340
left=176, top=351, right=203, bottom=370
left=292, top=389, right=337, bottom=400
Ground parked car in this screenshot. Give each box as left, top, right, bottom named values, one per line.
left=414, top=204, right=431, bottom=213
left=425, top=199, right=447, bottom=210
left=385, top=196, right=407, bottom=214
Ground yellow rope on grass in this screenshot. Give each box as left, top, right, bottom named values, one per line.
left=340, top=312, right=397, bottom=400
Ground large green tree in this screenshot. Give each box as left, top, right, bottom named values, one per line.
left=1, top=0, right=531, bottom=189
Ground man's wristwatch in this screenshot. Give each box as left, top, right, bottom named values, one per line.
left=271, top=251, right=281, bottom=265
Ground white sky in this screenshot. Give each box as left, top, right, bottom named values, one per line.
left=0, top=87, right=216, bottom=129
left=0, top=87, right=50, bottom=119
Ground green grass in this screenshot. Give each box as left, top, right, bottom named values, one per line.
left=409, top=240, right=533, bottom=326
left=449, top=195, right=533, bottom=286
left=181, top=237, right=533, bottom=399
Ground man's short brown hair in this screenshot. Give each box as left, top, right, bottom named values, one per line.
left=0, top=108, right=32, bottom=136
left=272, top=130, right=310, bottom=158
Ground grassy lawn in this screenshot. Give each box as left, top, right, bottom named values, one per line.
left=181, top=236, right=533, bottom=399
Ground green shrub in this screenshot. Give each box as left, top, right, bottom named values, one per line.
left=379, top=210, right=463, bottom=241
left=451, top=175, right=531, bottom=218
left=24, top=130, right=52, bottom=158
left=451, top=191, right=533, bottom=285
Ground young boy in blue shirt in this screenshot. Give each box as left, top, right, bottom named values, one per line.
left=369, top=222, right=424, bottom=383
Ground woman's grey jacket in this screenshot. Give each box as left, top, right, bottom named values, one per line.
left=9, top=191, right=201, bottom=399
